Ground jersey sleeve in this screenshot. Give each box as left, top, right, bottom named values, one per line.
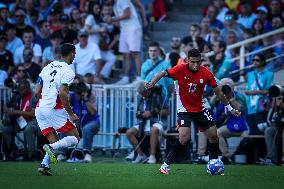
left=61, top=69, right=75, bottom=86
left=206, top=70, right=218, bottom=88
left=166, top=64, right=183, bottom=80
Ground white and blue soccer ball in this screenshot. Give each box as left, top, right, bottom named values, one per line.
left=206, top=159, right=225, bottom=175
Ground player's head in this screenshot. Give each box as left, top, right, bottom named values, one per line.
left=60, top=43, right=76, bottom=64
left=186, top=48, right=201, bottom=72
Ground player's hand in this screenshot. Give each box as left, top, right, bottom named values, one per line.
left=231, top=109, right=241, bottom=117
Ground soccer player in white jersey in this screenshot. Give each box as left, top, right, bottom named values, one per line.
left=35, top=43, right=80, bottom=176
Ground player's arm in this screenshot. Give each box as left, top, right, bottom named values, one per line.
left=145, top=70, right=168, bottom=89
left=213, top=86, right=241, bottom=117
left=59, top=84, right=79, bottom=121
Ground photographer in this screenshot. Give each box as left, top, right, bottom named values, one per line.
left=215, top=78, right=248, bottom=163
left=1, top=79, right=40, bottom=161
left=69, top=81, right=100, bottom=163
left=126, top=81, right=168, bottom=164
left=264, top=87, right=284, bottom=165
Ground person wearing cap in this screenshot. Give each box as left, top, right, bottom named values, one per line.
left=3, top=24, right=23, bottom=54
left=256, top=6, right=273, bottom=32
left=215, top=78, right=248, bottom=163
left=73, top=30, right=104, bottom=83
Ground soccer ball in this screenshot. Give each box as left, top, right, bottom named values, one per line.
left=206, top=159, right=225, bottom=175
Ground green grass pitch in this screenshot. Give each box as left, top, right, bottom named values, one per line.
left=0, top=162, right=284, bottom=189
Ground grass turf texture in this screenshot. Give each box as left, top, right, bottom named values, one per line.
left=0, top=162, right=284, bottom=189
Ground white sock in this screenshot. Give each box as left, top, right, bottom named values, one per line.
left=50, top=136, right=78, bottom=150
left=41, top=153, right=50, bottom=167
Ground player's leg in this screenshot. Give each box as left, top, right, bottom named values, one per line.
left=205, top=125, right=220, bottom=160
left=196, top=109, right=219, bottom=160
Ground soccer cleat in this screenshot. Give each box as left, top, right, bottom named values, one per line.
left=159, top=163, right=170, bottom=174
left=83, top=153, right=92, bottom=163
left=38, top=164, right=52, bottom=176
left=43, top=144, right=58, bottom=164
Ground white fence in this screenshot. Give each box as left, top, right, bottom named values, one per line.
left=0, top=85, right=177, bottom=149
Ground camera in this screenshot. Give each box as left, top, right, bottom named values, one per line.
left=268, top=85, right=284, bottom=98
left=69, top=81, right=91, bottom=95
left=4, top=78, right=19, bottom=93
left=136, top=111, right=144, bottom=119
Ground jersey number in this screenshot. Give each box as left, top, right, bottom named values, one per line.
left=49, top=70, right=57, bottom=88
left=188, top=83, right=197, bottom=93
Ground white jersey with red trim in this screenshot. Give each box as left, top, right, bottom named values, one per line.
left=37, top=60, right=75, bottom=109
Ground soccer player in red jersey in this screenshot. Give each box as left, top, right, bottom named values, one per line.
left=145, top=49, right=241, bottom=174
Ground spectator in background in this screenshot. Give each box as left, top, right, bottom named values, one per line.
left=206, top=5, right=224, bottom=29
left=14, top=8, right=35, bottom=39
left=220, top=10, right=244, bottom=41
left=70, top=8, right=84, bottom=31
left=216, top=78, right=248, bottom=163
left=10, top=65, right=29, bottom=83
left=210, top=40, right=231, bottom=79
left=42, top=31, right=63, bottom=66
left=34, top=20, right=51, bottom=51
left=0, top=3, right=12, bottom=31
left=47, top=7, right=63, bottom=33
left=59, top=14, right=78, bottom=44
left=264, top=94, right=284, bottom=165
left=126, top=81, right=168, bottom=164
left=69, top=81, right=100, bottom=163
left=23, top=0, right=38, bottom=27
left=152, top=0, right=167, bottom=22
left=256, top=6, right=272, bottom=32
left=21, top=47, right=41, bottom=83
left=244, top=53, right=274, bottom=134
left=4, top=24, right=23, bottom=54
left=205, top=27, right=221, bottom=46
left=186, top=24, right=206, bottom=52
left=37, top=0, right=52, bottom=21
left=1, top=79, right=38, bottom=160
left=165, top=36, right=181, bottom=67
left=0, top=33, right=14, bottom=76
left=267, top=0, right=282, bottom=21
left=237, top=0, right=257, bottom=29
left=200, top=17, right=211, bottom=40
left=73, top=30, right=104, bottom=83
left=271, top=16, right=282, bottom=29
left=225, top=30, right=239, bottom=59
left=179, top=37, right=195, bottom=60
left=252, top=18, right=265, bottom=36
left=14, top=28, right=42, bottom=65
left=85, top=2, right=106, bottom=45
left=212, top=0, right=229, bottom=22
left=61, top=0, right=76, bottom=16
left=104, top=0, right=143, bottom=84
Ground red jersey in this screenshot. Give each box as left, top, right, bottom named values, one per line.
left=166, top=64, right=217, bottom=112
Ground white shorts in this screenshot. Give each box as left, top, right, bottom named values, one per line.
left=133, top=120, right=165, bottom=135
left=119, top=28, right=142, bottom=53
left=35, top=107, right=75, bottom=136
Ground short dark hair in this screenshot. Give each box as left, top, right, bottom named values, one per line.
left=148, top=41, right=160, bottom=48
left=60, top=43, right=75, bottom=57
left=50, top=31, right=62, bottom=40
left=18, top=79, right=31, bottom=89
left=37, top=20, right=47, bottom=29
left=188, top=48, right=201, bottom=58
left=23, top=27, right=35, bottom=36
left=254, top=53, right=266, bottom=64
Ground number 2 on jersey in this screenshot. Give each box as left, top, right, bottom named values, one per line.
left=49, top=70, right=57, bottom=88
left=188, top=83, right=197, bottom=93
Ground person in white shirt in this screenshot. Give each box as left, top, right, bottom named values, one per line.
left=35, top=43, right=80, bottom=176
left=104, top=0, right=143, bottom=84
left=73, top=30, right=105, bottom=83
left=14, top=28, right=42, bottom=65
left=4, top=24, right=23, bottom=54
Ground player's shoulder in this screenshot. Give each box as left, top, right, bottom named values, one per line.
left=200, top=66, right=213, bottom=75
